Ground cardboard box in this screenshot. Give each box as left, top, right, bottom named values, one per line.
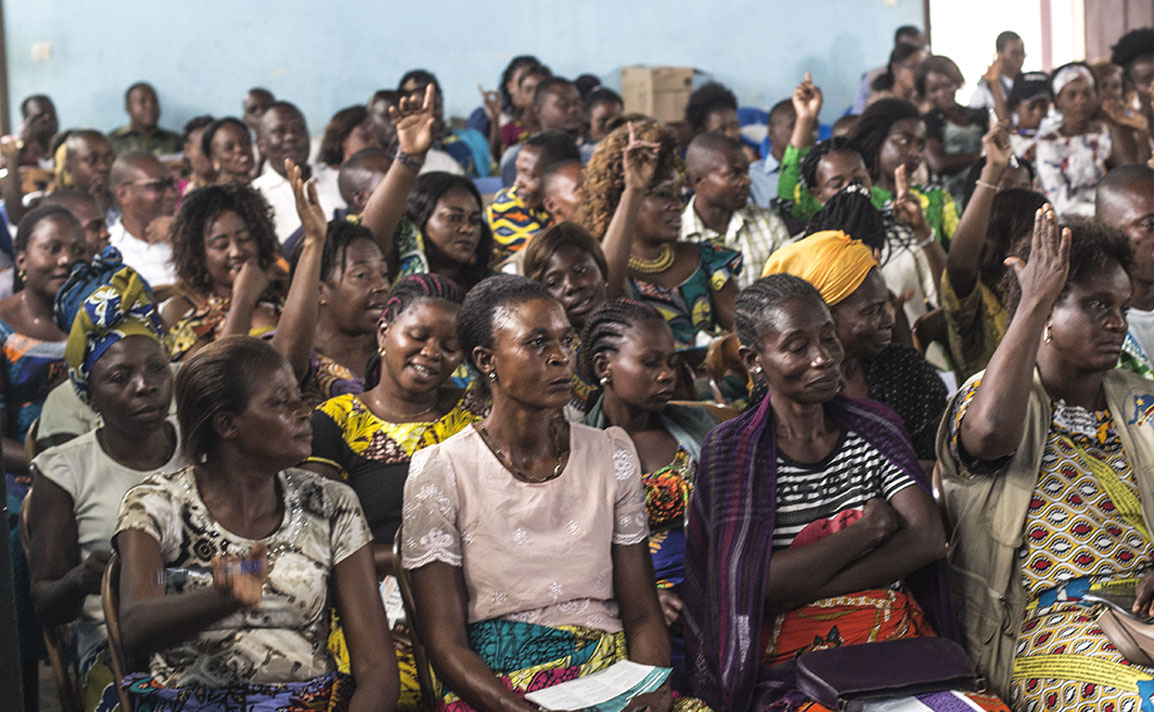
left=621, top=66, right=694, bottom=123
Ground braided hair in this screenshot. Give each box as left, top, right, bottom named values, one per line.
left=734, top=274, right=825, bottom=349
left=288, top=218, right=381, bottom=285
left=805, top=184, right=886, bottom=252
left=577, top=299, right=666, bottom=383
left=381, top=273, right=465, bottom=323
left=799, top=136, right=861, bottom=190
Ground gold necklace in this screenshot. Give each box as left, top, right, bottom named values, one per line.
left=628, top=244, right=675, bottom=274
left=477, top=418, right=568, bottom=483
left=364, top=391, right=439, bottom=422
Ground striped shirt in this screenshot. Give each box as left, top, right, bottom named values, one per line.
left=772, top=429, right=915, bottom=549
left=680, top=197, right=790, bottom=290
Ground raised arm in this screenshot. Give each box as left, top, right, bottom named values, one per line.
left=982, top=59, right=1010, bottom=123
left=602, top=124, right=660, bottom=298
left=776, top=75, right=824, bottom=219
left=360, top=84, right=437, bottom=272
left=946, top=124, right=1011, bottom=298
left=789, top=73, right=823, bottom=154
left=959, top=205, right=1069, bottom=461
left=270, top=160, right=328, bottom=381
left=892, top=164, right=946, bottom=287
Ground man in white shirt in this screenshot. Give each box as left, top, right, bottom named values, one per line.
left=968, top=31, right=1025, bottom=111
left=107, top=151, right=177, bottom=286
left=1097, top=165, right=1154, bottom=364
left=251, top=102, right=344, bottom=244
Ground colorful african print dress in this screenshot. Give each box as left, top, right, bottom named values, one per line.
left=300, top=351, right=365, bottom=409
left=308, top=387, right=488, bottom=710
left=164, top=293, right=278, bottom=361
left=951, top=381, right=1154, bottom=711
left=486, top=186, right=551, bottom=259
left=0, top=317, right=66, bottom=497
left=629, top=244, right=742, bottom=348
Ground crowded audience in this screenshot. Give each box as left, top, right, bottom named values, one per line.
left=14, top=21, right=1154, bottom=712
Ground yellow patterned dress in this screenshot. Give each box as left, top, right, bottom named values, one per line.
left=952, top=383, right=1154, bottom=711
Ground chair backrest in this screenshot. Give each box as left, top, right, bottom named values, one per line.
left=703, top=333, right=748, bottom=404
left=18, top=496, right=83, bottom=712
left=101, top=552, right=134, bottom=712
left=392, top=527, right=439, bottom=712
left=23, top=416, right=41, bottom=464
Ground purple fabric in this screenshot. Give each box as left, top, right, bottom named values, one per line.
left=682, top=393, right=957, bottom=712
left=917, top=691, right=976, bottom=712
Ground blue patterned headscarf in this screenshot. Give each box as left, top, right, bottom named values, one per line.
left=58, top=248, right=163, bottom=402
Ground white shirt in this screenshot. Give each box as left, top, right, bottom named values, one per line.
left=1129, top=308, right=1154, bottom=364
left=252, top=166, right=346, bottom=245
left=108, top=219, right=177, bottom=287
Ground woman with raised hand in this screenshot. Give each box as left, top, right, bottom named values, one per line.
left=115, top=336, right=398, bottom=712
left=579, top=121, right=740, bottom=348
left=403, top=275, right=696, bottom=712
left=27, top=255, right=184, bottom=711
left=940, top=207, right=1154, bottom=708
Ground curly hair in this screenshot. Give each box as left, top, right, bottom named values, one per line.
left=685, top=82, right=738, bottom=132
left=170, top=184, right=279, bottom=292
left=981, top=188, right=1047, bottom=293
left=1111, top=28, right=1154, bottom=75
left=575, top=120, right=683, bottom=239
left=405, top=172, right=494, bottom=290
left=846, top=98, right=921, bottom=180
left=577, top=299, right=666, bottom=382
left=319, top=105, right=369, bottom=167
left=1001, top=217, right=1134, bottom=315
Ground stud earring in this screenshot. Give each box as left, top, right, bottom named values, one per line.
left=487, top=372, right=497, bottom=381
left=752, top=366, right=762, bottom=374
left=599, top=376, right=610, bottom=386
left=378, top=346, right=386, bottom=358
left=1044, top=323, right=1052, bottom=344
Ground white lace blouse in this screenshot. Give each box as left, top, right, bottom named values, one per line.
left=401, top=423, right=648, bottom=632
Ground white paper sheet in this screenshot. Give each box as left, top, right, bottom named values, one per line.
left=525, top=660, right=670, bottom=712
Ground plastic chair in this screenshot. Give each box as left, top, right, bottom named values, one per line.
left=100, top=552, right=134, bottom=712
left=392, top=527, right=439, bottom=712
left=18, top=496, right=83, bottom=712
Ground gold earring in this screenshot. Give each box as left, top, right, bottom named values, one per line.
left=378, top=346, right=386, bottom=358
left=1044, top=323, right=1052, bottom=344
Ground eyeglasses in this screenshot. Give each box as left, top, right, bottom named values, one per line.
left=123, top=177, right=177, bottom=191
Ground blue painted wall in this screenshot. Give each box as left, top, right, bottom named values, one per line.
left=5, top=0, right=921, bottom=138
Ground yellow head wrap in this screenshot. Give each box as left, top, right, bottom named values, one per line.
left=760, top=230, right=878, bottom=306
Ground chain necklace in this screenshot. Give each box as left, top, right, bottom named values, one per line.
left=477, top=418, right=568, bottom=483
left=628, top=243, right=675, bottom=274
left=363, top=390, right=439, bottom=422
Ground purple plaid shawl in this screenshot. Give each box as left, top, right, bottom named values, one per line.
left=682, top=393, right=956, bottom=712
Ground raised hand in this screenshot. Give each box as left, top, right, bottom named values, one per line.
left=622, top=122, right=661, bottom=192
left=478, top=84, right=502, bottom=119
left=1004, top=204, right=1070, bottom=314
left=981, top=54, right=1001, bottom=86
left=212, top=542, right=267, bottom=608
left=0, top=134, right=20, bottom=169
left=287, top=158, right=326, bottom=241
left=792, top=72, right=823, bottom=122
left=390, top=83, right=438, bottom=157
left=981, top=121, right=1013, bottom=171
left=891, top=164, right=931, bottom=239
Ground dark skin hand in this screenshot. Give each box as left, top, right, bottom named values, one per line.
left=945, top=123, right=1012, bottom=299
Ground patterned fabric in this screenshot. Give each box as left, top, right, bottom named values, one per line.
left=54, top=246, right=144, bottom=333
left=487, top=186, right=552, bottom=260
left=122, top=670, right=353, bottom=711
left=65, top=265, right=162, bottom=402
left=164, top=294, right=277, bottom=361
left=1034, top=124, right=1111, bottom=219
left=81, top=645, right=121, bottom=712
left=680, top=197, right=790, bottom=290
left=1120, top=332, right=1154, bottom=381
left=949, top=381, right=1154, bottom=710
left=863, top=344, right=948, bottom=461
left=646, top=447, right=696, bottom=588
left=114, top=467, right=372, bottom=687
left=0, top=316, right=66, bottom=444
left=629, top=243, right=741, bottom=348
left=683, top=393, right=955, bottom=712
left=940, top=272, right=1010, bottom=381
left=300, top=351, right=365, bottom=409
left=307, top=387, right=488, bottom=545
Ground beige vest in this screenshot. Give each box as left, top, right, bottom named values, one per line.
left=936, top=368, right=1154, bottom=696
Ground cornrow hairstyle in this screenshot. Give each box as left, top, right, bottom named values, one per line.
left=381, top=272, right=466, bottom=323
left=175, top=336, right=288, bottom=463
left=457, top=275, right=555, bottom=372
left=1001, top=217, right=1133, bottom=315
left=799, top=136, right=862, bottom=190
left=15, top=205, right=81, bottom=254
left=288, top=218, right=380, bottom=284
left=577, top=299, right=666, bottom=383
left=200, top=117, right=249, bottom=161
left=319, top=105, right=369, bottom=167
left=805, top=184, right=886, bottom=252
left=170, top=184, right=279, bottom=291
left=846, top=97, right=921, bottom=181
left=734, top=273, right=826, bottom=349
left=405, top=171, right=494, bottom=290
left=685, top=82, right=738, bottom=133
left=1111, top=28, right=1154, bottom=76
left=576, top=120, right=683, bottom=239
left=523, top=222, right=609, bottom=284
left=182, top=115, right=214, bottom=145
left=499, top=56, right=544, bottom=111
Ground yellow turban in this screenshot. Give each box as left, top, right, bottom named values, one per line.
left=761, top=230, right=878, bottom=306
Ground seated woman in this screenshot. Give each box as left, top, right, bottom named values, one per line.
left=179, top=116, right=216, bottom=197
left=578, top=299, right=717, bottom=686
left=522, top=222, right=610, bottom=418
left=402, top=275, right=684, bottom=712
left=201, top=117, right=254, bottom=186
left=578, top=121, right=740, bottom=348
left=917, top=55, right=988, bottom=205
left=161, top=183, right=282, bottom=361
left=939, top=209, right=1154, bottom=707
left=27, top=256, right=185, bottom=711
left=763, top=230, right=946, bottom=463
left=1035, top=63, right=1139, bottom=218
left=313, top=106, right=375, bottom=203
left=683, top=274, right=1005, bottom=712
left=114, top=336, right=399, bottom=711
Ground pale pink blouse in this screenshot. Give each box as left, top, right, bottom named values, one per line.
left=401, top=423, right=648, bottom=632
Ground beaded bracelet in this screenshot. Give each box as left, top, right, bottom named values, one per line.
left=395, top=149, right=426, bottom=172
